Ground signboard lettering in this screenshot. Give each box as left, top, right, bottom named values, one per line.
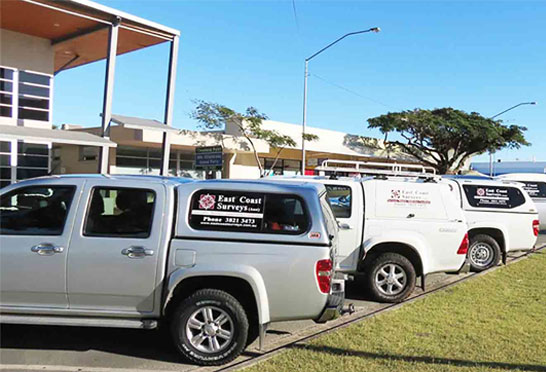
left=190, top=190, right=265, bottom=231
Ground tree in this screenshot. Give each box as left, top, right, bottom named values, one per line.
left=191, top=100, right=318, bottom=176
left=367, top=108, right=529, bottom=174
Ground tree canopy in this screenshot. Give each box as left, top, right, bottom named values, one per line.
left=192, top=100, right=318, bottom=176
left=367, top=108, right=529, bottom=174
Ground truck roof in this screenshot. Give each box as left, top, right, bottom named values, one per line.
left=8, top=175, right=326, bottom=195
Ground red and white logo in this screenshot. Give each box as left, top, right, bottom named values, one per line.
left=477, top=188, right=485, bottom=196
left=198, top=194, right=216, bottom=210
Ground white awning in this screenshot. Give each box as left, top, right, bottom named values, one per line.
left=111, top=114, right=179, bottom=133
left=0, top=125, right=116, bottom=147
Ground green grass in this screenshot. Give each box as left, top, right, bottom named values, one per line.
left=244, top=251, right=546, bottom=372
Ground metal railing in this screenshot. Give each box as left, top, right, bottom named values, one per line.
left=315, top=159, right=438, bottom=178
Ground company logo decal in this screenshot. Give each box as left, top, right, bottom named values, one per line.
left=198, top=194, right=216, bottom=210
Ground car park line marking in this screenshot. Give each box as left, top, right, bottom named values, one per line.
left=212, top=244, right=546, bottom=372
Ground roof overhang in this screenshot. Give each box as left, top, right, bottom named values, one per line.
left=0, top=0, right=180, bottom=73
left=111, top=114, right=180, bottom=133
left=0, top=125, right=116, bottom=147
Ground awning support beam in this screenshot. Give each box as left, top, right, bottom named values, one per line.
left=98, top=17, right=120, bottom=174
left=160, top=35, right=179, bottom=176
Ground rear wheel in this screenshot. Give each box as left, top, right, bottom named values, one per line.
left=468, top=234, right=501, bottom=272
left=170, top=289, right=248, bottom=366
left=366, top=253, right=416, bottom=303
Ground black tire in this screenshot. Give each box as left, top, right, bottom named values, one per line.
left=366, top=253, right=416, bottom=303
left=170, top=289, right=248, bottom=366
left=468, top=234, right=501, bottom=272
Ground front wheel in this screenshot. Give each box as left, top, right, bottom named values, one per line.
left=366, top=253, right=416, bottom=303
left=170, top=289, right=248, bottom=366
left=468, top=234, right=501, bottom=272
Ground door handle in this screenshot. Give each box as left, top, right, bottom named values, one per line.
left=121, top=246, right=154, bottom=259
left=338, top=223, right=353, bottom=230
left=31, top=243, right=64, bottom=256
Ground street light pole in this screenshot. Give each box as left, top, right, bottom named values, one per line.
left=301, top=27, right=380, bottom=175
left=488, top=101, right=537, bottom=177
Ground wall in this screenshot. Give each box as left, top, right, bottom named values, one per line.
left=0, top=29, right=54, bottom=74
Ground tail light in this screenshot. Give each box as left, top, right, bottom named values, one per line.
left=457, top=233, right=469, bottom=255
left=533, top=220, right=540, bottom=237
left=316, top=259, right=333, bottom=294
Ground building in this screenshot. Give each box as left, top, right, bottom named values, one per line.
left=1, top=0, right=414, bottom=184
left=56, top=115, right=413, bottom=179
left=471, top=161, right=546, bottom=176
left=0, top=0, right=179, bottom=187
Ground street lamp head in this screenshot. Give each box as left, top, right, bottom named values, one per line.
left=370, top=27, right=381, bottom=33
left=530, top=101, right=537, bottom=105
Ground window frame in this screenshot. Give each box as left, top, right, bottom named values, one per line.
left=82, top=186, right=157, bottom=239
left=519, top=181, right=546, bottom=199
left=0, top=66, right=52, bottom=126
left=463, top=184, right=526, bottom=209
left=187, top=189, right=311, bottom=235
left=0, top=185, right=76, bottom=236
left=325, top=184, right=353, bottom=218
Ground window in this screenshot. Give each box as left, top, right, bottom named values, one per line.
left=0, top=141, right=11, bottom=187
left=18, top=70, right=51, bottom=122
left=0, top=67, right=52, bottom=123
left=0, top=186, right=75, bottom=235
left=16, top=142, right=49, bottom=181
left=83, top=187, right=156, bottom=238
left=463, top=185, right=526, bottom=209
left=0, top=67, right=15, bottom=119
left=325, top=185, right=352, bottom=218
left=79, top=146, right=98, bottom=161
left=189, top=190, right=309, bottom=235
left=519, top=182, right=546, bottom=198
left=260, top=158, right=302, bottom=176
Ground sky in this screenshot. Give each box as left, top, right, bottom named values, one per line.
left=53, top=0, right=546, bottom=162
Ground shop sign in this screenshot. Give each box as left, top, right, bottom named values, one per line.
left=195, top=146, right=223, bottom=170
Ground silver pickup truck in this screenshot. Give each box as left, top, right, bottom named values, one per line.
left=0, top=175, right=344, bottom=365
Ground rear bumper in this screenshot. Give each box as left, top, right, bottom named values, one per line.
left=315, top=277, right=345, bottom=324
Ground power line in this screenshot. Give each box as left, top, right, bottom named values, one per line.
left=311, top=73, right=398, bottom=111
left=291, top=0, right=301, bottom=35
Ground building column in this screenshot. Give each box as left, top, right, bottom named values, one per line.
left=98, top=18, right=120, bottom=174
left=160, top=35, right=179, bottom=176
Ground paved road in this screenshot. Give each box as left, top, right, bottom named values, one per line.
left=2, top=234, right=545, bottom=372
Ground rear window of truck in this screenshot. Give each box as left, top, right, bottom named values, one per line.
left=518, top=182, right=546, bottom=198
left=463, top=185, right=526, bottom=209
left=188, top=190, right=309, bottom=235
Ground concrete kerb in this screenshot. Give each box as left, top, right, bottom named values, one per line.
left=210, top=244, right=546, bottom=372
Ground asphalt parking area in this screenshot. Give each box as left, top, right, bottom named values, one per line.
left=1, top=234, right=545, bottom=372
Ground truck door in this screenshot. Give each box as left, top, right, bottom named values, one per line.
left=67, top=181, right=165, bottom=313
left=0, top=181, right=81, bottom=308
left=324, top=183, right=363, bottom=271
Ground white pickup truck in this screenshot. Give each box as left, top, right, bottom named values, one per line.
left=0, top=175, right=345, bottom=365
left=269, top=174, right=469, bottom=303
left=442, top=177, right=539, bottom=271
left=496, top=173, right=546, bottom=231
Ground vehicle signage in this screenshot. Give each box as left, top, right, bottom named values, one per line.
left=386, top=188, right=432, bottom=208
left=463, top=185, right=525, bottom=209
left=519, top=181, right=546, bottom=198
left=190, top=190, right=265, bottom=231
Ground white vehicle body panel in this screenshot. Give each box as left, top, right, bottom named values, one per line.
left=268, top=176, right=468, bottom=276
left=443, top=178, right=538, bottom=252
left=496, top=173, right=546, bottom=231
